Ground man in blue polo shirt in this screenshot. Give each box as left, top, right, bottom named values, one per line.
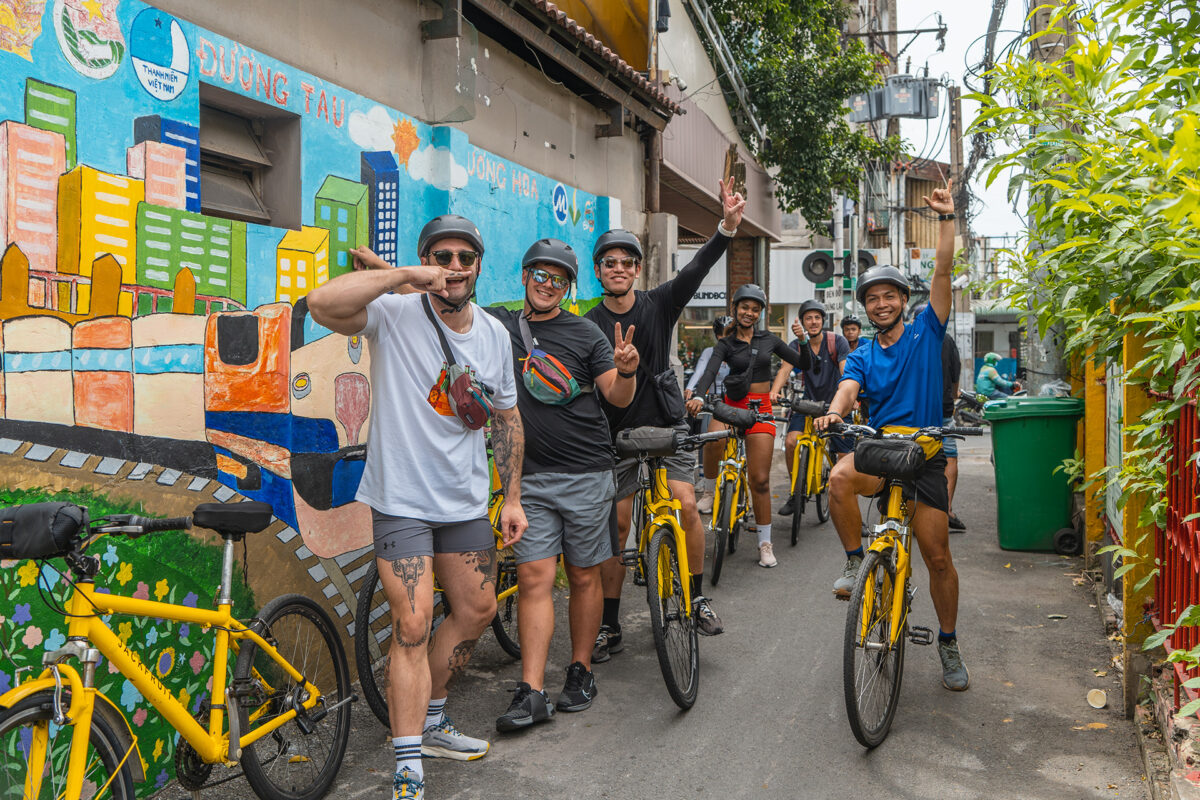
left=814, top=181, right=969, bottom=692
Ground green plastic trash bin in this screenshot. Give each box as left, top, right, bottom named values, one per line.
left=983, top=396, right=1084, bottom=552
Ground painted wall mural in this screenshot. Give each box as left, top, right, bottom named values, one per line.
left=0, top=0, right=619, bottom=791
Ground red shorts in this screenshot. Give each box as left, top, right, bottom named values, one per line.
left=726, top=392, right=777, bottom=436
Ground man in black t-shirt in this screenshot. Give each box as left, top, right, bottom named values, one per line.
left=585, top=176, right=746, bottom=659
left=485, top=239, right=639, bottom=732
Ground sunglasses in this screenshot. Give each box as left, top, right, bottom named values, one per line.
left=527, top=268, right=570, bottom=290
left=430, top=249, right=479, bottom=267
left=599, top=256, right=639, bottom=271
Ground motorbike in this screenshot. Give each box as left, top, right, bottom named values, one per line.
left=953, top=384, right=1027, bottom=427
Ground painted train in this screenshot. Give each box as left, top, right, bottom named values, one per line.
left=0, top=298, right=372, bottom=557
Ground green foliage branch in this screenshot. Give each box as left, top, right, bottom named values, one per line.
left=704, top=0, right=900, bottom=229
left=971, top=0, right=1200, bottom=690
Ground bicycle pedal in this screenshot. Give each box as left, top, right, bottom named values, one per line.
left=632, top=570, right=647, bottom=587
left=619, top=548, right=641, bottom=568
left=908, top=626, right=935, bottom=646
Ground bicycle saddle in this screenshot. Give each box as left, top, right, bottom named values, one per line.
left=193, top=502, right=274, bottom=535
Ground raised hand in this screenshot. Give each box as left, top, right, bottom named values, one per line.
left=350, top=246, right=389, bottom=271
left=402, top=265, right=450, bottom=296
left=719, top=175, right=747, bottom=231
left=613, top=322, right=639, bottom=375
left=924, top=178, right=956, bottom=216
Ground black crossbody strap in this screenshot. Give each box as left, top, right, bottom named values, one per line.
left=421, top=294, right=457, bottom=366
left=517, top=313, right=535, bottom=358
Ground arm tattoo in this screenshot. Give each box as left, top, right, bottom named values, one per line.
left=390, top=556, right=427, bottom=614
left=446, top=640, right=476, bottom=687
left=491, top=410, right=524, bottom=498
left=462, top=549, right=498, bottom=591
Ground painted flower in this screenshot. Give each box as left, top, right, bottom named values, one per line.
left=144, top=628, right=158, bottom=647
left=178, top=687, right=190, bottom=712
left=132, top=708, right=147, bottom=727
left=43, top=629, right=66, bottom=652
left=0, top=558, right=16, bottom=568
left=190, top=691, right=207, bottom=714
left=182, top=592, right=198, bottom=608
left=115, top=563, right=133, bottom=586
left=119, top=679, right=141, bottom=712
left=11, top=603, right=31, bottom=625
left=179, top=623, right=190, bottom=641
left=154, top=579, right=169, bottom=602
left=16, top=561, right=38, bottom=587
left=156, top=648, right=175, bottom=678
left=102, top=544, right=119, bottom=567
left=39, top=563, right=62, bottom=588
left=132, top=582, right=149, bottom=600
left=117, top=621, right=133, bottom=645
left=154, top=769, right=168, bottom=789
left=108, top=659, right=120, bottom=674
left=0, top=671, right=10, bottom=693
left=189, top=650, right=205, bottom=675
left=152, top=738, right=163, bottom=760
left=21, top=626, right=42, bottom=648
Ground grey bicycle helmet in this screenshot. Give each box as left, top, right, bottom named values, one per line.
left=712, top=315, right=733, bottom=337
left=418, top=214, right=484, bottom=258
left=593, top=228, right=643, bottom=262
left=731, top=283, right=767, bottom=308
left=522, top=238, right=578, bottom=281
left=855, top=265, right=910, bottom=304
left=798, top=299, right=826, bottom=320
left=840, top=315, right=862, bottom=329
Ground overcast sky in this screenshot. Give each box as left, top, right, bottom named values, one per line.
left=896, top=0, right=1027, bottom=240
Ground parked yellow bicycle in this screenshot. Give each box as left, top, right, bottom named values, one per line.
left=0, top=500, right=352, bottom=800
left=785, top=396, right=833, bottom=545
left=828, top=422, right=980, bottom=748
left=615, top=425, right=731, bottom=709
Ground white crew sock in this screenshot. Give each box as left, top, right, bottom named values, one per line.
left=393, top=736, right=423, bottom=781
left=425, top=696, right=446, bottom=730
left=757, top=523, right=772, bottom=547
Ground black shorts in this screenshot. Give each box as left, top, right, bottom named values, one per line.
left=909, top=450, right=949, bottom=513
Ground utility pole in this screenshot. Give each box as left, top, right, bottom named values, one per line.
left=947, top=85, right=967, bottom=318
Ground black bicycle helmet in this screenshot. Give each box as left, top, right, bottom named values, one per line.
left=418, top=214, right=485, bottom=258
left=712, top=315, right=733, bottom=337
left=855, top=265, right=910, bottom=304
left=731, top=283, right=767, bottom=308
left=798, top=299, right=826, bottom=320
left=522, top=238, right=577, bottom=281
left=592, top=228, right=643, bottom=262
left=840, top=315, right=862, bottom=329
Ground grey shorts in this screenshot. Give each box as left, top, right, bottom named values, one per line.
left=371, top=510, right=494, bottom=561
left=517, top=470, right=617, bottom=567
left=613, top=421, right=695, bottom=499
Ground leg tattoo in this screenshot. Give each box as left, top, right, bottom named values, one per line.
left=395, top=622, right=430, bottom=649
left=462, top=549, right=498, bottom=591
left=390, top=556, right=427, bottom=614
left=446, top=640, right=476, bottom=687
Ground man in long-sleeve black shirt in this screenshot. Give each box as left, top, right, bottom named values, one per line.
left=584, top=176, right=746, bottom=660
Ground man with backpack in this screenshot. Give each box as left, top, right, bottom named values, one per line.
left=772, top=299, right=850, bottom=516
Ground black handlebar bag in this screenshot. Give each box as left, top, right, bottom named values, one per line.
left=0, top=502, right=88, bottom=560
left=854, top=439, right=926, bottom=482
left=615, top=426, right=681, bottom=459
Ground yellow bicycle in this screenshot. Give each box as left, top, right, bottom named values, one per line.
left=0, top=500, right=352, bottom=800
left=706, top=400, right=777, bottom=586
left=615, top=425, right=731, bottom=709
left=829, top=422, right=980, bottom=748
left=353, top=489, right=520, bottom=729
left=785, top=396, right=833, bottom=546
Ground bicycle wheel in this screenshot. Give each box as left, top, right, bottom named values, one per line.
left=790, top=448, right=809, bottom=546
left=237, top=594, right=351, bottom=800
left=815, top=457, right=832, bottom=523
left=729, top=472, right=748, bottom=555
left=645, top=526, right=699, bottom=709
left=490, top=552, right=521, bottom=659
left=710, top=478, right=733, bottom=586
left=354, top=561, right=450, bottom=727
left=0, top=690, right=136, bottom=800
left=843, top=549, right=906, bottom=748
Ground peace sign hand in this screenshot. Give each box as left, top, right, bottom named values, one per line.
left=613, top=322, right=639, bottom=375
left=924, top=178, right=956, bottom=216
left=719, top=175, right=746, bottom=231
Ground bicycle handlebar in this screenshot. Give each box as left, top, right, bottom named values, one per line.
left=94, top=514, right=193, bottom=537
left=821, top=422, right=984, bottom=441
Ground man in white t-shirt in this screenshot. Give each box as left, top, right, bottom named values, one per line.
left=307, top=214, right=526, bottom=800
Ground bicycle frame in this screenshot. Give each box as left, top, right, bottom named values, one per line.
left=790, top=416, right=830, bottom=499
left=637, top=460, right=692, bottom=611
left=711, top=434, right=747, bottom=531
left=858, top=483, right=913, bottom=649
left=2, top=538, right=326, bottom=800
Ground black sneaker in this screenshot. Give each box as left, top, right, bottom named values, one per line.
left=495, top=682, right=553, bottom=732
left=777, top=495, right=795, bottom=516
left=556, top=661, right=597, bottom=712
left=948, top=513, right=966, bottom=532
left=590, top=624, right=623, bottom=664
left=693, top=595, right=724, bottom=636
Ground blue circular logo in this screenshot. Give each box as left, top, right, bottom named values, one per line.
left=552, top=183, right=568, bottom=225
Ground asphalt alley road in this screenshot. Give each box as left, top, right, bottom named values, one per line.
left=190, top=433, right=1149, bottom=800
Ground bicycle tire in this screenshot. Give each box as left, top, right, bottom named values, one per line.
left=490, top=552, right=521, bottom=659
left=237, top=594, right=351, bottom=800
left=815, top=458, right=832, bottom=524
left=0, top=691, right=137, bottom=800
left=354, top=561, right=451, bottom=728
left=645, top=525, right=699, bottom=710
left=711, top=479, right=733, bottom=586
left=729, top=470, right=748, bottom=555
left=791, top=448, right=809, bottom=546
left=843, top=549, right=906, bottom=748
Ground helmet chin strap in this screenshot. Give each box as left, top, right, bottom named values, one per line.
left=870, top=315, right=903, bottom=336
left=601, top=288, right=632, bottom=298
left=432, top=291, right=474, bottom=314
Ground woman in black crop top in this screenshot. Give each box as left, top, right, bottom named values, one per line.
left=685, top=285, right=815, bottom=568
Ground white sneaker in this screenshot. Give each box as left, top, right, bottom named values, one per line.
left=758, top=541, right=777, bottom=568
left=696, top=493, right=714, bottom=514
